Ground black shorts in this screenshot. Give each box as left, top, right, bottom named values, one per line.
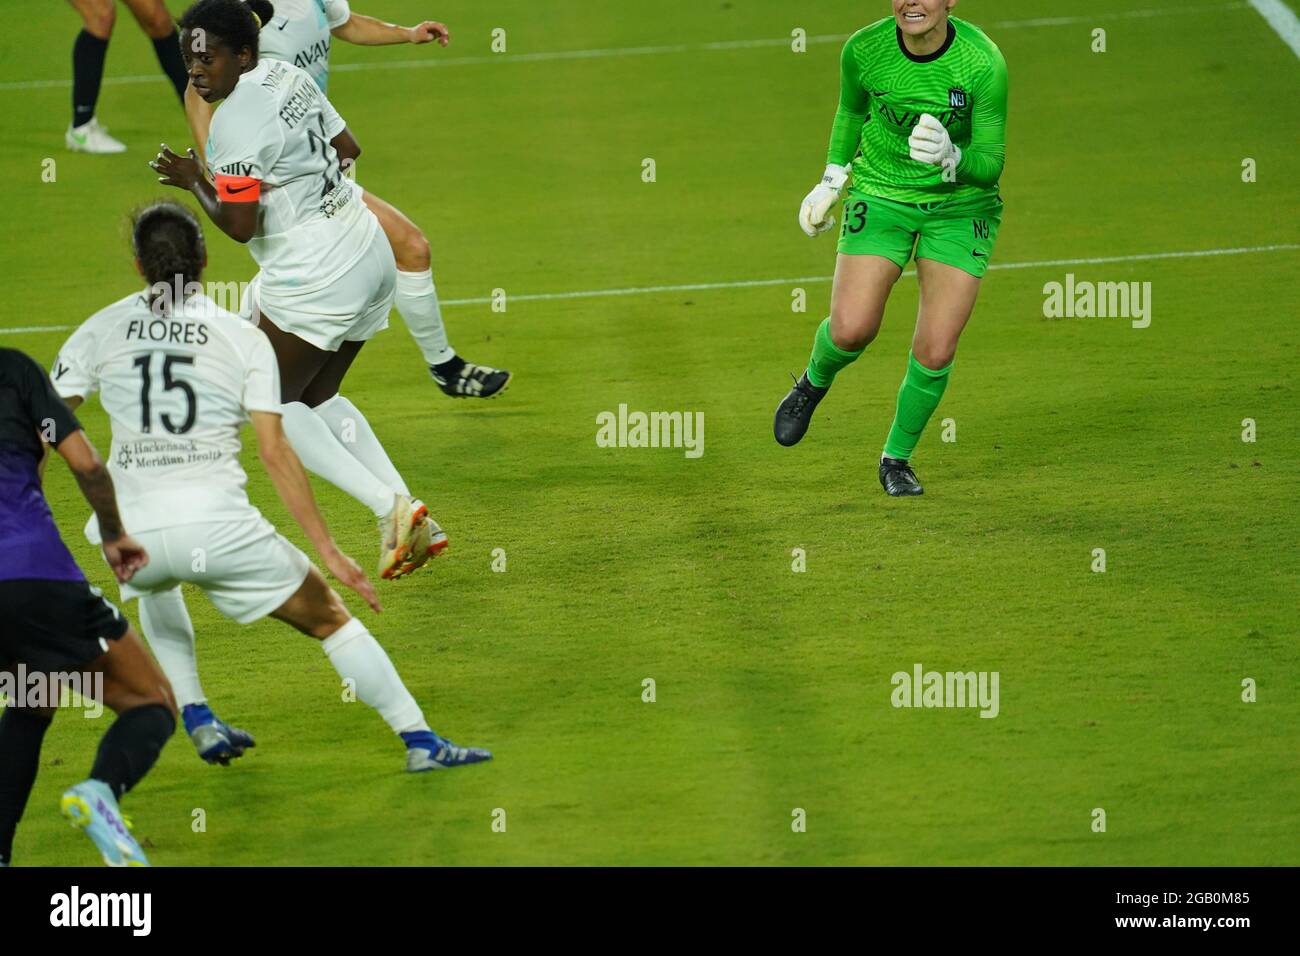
left=0, top=578, right=129, bottom=675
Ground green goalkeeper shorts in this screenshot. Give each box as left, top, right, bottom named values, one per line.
left=836, top=189, right=1003, bottom=278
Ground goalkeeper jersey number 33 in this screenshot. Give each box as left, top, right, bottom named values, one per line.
left=830, top=16, right=1008, bottom=205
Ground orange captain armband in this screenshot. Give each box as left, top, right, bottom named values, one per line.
left=215, top=174, right=262, bottom=202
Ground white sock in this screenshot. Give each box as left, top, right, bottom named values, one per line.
left=320, top=618, right=429, bottom=734
left=280, top=401, right=394, bottom=517
left=395, top=268, right=455, bottom=367
left=313, top=394, right=410, bottom=497
left=137, top=587, right=206, bottom=708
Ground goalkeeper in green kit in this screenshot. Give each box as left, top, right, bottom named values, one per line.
left=773, top=0, right=1008, bottom=496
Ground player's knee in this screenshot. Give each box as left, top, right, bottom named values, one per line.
left=82, top=2, right=117, bottom=38
left=147, top=689, right=179, bottom=722
left=829, top=311, right=878, bottom=352
left=311, top=591, right=353, bottom=640
left=396, top=229, right=430, bottom=272
left=913, top=341, right=955, bottom=370
left=141, top=8, right=176, bottom=39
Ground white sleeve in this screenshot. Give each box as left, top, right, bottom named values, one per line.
left=324, top=0, right=352, bottom=29
left=240, top=327, right=283, bottom=414
left=51, top=320, right=100, bottom=400
left=206, top=100, right=281, bottom=182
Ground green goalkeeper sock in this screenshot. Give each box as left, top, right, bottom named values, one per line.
left=882, top=352, right=952, bottom=461
left=806, top=317, right=864, bottom=388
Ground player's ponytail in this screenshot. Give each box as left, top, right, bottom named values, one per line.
left=131, top=202, right=206, bottom=312
left=245, top=0, right=274, bottom=28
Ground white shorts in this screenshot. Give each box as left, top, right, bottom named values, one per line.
left=120, top=515, right=312, bottom=625
left=244, top=224, right=397, bottom=353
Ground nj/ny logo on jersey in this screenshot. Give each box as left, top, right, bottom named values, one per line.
left=948, top=87, right=967, bottom=109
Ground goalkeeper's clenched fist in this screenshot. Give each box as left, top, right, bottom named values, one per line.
left=798, top=163, right=852, bottom=237
left=908, top=113, right=961, bottom=172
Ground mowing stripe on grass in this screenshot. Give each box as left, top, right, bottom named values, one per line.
left=2, top=243, right=1295, bottom=336
left=0, top=3, right=1247, bottom=92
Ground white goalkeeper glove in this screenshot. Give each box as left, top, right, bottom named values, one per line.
left=798, top=163, right=851, bottom=238
left=908, top=113, right=961, bottom=173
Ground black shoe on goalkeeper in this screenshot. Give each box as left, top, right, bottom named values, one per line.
left=774, top=371, right=828, bottom=446
left=430, top=356, right=511, bottom=398
left=879, top=456, right=924, bottom=497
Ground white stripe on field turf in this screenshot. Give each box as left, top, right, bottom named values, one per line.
left=0, top=2, right=1247, bottom=92
left=2, top=243, right=1295, bottom=336
left=1248, top=0, right=1300, bottom=58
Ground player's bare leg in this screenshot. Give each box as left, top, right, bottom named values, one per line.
left=59, top=627, right=178, bottom=867
left=255, top=317, right=439, bottom=577
left=362, top=190, right=511, bottom=398
left=65, top=0, right=187, bottom=154
left=911, top=257, right=981, bottom=369
left=138, top=587, right=256, bottom=765
left=269, top=567, right=491, bottom=771
left=775, top=254, right=902, bottom=446
left=65, top=0, right=124, bottom=152
left=879, top=257, right=982, bottom=496
left=302, top=342, right=448, bottom=578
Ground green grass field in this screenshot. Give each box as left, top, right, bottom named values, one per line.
left=1, top=0, right=1297, bottom=866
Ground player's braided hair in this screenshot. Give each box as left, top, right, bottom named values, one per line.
left=178, top=0, right=273, bottom=56
left=131, top=201, right=205, bottom=298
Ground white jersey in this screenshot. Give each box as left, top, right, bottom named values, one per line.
left=205, top=57, right=377, bottom=299
left=258, top=0, right=351, bottom=93
left=51, top=291, right=283, bottom=537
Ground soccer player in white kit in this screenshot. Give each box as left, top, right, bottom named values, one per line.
left=184, top=0, right=510, bottom=398
left=153, top=0, right=441, bottom=583
left=52, top=201, right=492, bottom=773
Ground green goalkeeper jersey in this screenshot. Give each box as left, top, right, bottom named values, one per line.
left=828, top=16, right=1008, bottom=204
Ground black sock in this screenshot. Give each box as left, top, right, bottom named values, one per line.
left=0, top=709, right=53, bottom=866
left=72, top=29, right=109, bottom=128
left=152, top=29, right=188, bottom=104
left=91, top=704, right=175, bottom=800
left=431, top=355, right=466, bottom=378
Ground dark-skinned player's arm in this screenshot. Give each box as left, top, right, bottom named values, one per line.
left=150, top=144, right=258, bottom=243
left=250, top=410, right=382, bottom=614
left=332, top=127, right=361, bottom=177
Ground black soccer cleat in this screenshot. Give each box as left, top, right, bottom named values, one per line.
left=431, top=359, right=512, bottom=399
left=774, top=372, right=828, bottom=446
left=879, top=456, right=924, bottom=496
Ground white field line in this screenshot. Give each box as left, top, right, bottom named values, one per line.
left=1248, top=0, right=1300, bottom=58
left=0, top=2, right=1247, bottom=92
left=2, top=243, right=1295, bottom=336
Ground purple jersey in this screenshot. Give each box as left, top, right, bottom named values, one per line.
left=0, top=348, right=85, bottom=582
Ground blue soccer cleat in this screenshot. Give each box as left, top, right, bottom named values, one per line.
left=402, top=730, right=493, bottom=772
left=60, top=779, right=150, bottom=867
left=183, top=703, right=256, bottom=765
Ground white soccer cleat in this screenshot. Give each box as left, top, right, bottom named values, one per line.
left=379, top=494, right=428, bottom=579
left=60, top=779, right=150, bottom=867
left=389, top=503, right=449, bottom=580
left=65, top=117, right=127, bottom=154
